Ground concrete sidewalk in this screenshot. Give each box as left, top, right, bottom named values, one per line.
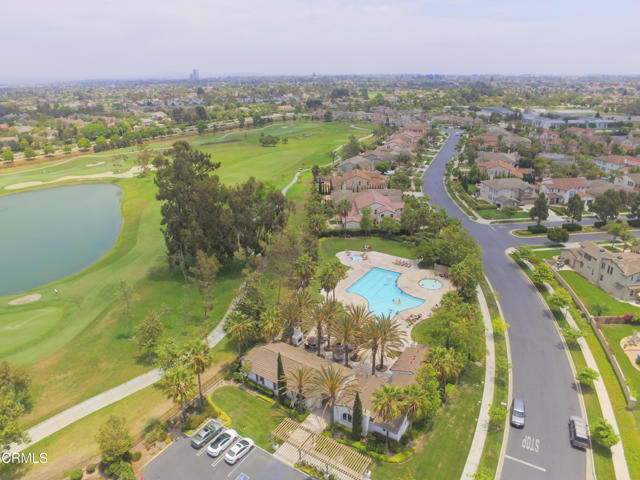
left=460, top=285, right=495, bottom=479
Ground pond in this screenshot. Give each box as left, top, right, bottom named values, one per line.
left=0, top=184, right=123, bottom=297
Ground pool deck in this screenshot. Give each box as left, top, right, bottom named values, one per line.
left=332, top=250, right=453, bottom=347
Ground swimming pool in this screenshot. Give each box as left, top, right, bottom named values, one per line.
left=347, top=267, right=424, bottom=317
left=348, top=254, right=364, bottom=262
left=419, top=278, right=443, bottom=290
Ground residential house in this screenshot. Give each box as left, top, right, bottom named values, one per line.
left=561, top=242, right=640, bottom=301
left=476, top=151, right=519, bottom=167
left=331, top=169, right=388, bottom=192
left=476, top=135, right=499, bottom=148
left=614, top=173, right=640, bottom=192
left=540, top=177, right=593, bottom=205
left=595, top=155, right=640, bottom=173
left=344, top=191, right=404, bottom=229
left=586, top=179, right=630, bottom=197
left=478, top=160, right=528, bottom=180
left=478, top=178, right=538, bottom=207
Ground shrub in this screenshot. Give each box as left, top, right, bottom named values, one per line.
left=590, top=418, right=620, bottom=448
left=594, top=220, right=606, bottom=229
left=628, top=220, right=640, bottom=228
left=68, top=469, right=83, bottom=480
left=86, top=464, right=96, bottom=474
left=132, top=451, right=142, bottom=462
left=547, top=227, right=569, bottom=243
left=527, top=225, right=548, bottom=234
left=562, top=223, right=583, bottom=232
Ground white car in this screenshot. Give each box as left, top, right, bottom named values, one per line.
left=224, top=437, right=254, bottom=464
left=207, top=429, right=237, bottom=458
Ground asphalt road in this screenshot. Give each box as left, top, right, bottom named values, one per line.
left=422, top=130, right=588, bottom=480
left=141, top=433, right=306, bottom=480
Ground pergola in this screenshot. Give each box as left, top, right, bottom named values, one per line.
left=271, top=418, right=372, bottom=480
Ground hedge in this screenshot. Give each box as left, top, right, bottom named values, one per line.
left=628, top=219, right=640, bottom=228
left=594, top=220, right=606, bottom=229
left=527, top=225, right=548, bottom=234
left=562, top=223, right=583, bottom=232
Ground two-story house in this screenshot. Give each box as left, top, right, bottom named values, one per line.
left=539, top=177, right=593, bottom=205
left=478, top=178, right=538, bottom=207
left=344, top=191, right=404, bottom=229
left=561, top=241, right=640, bottom=301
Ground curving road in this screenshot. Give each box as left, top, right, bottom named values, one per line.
left=423, top=130, right=589, bottom=480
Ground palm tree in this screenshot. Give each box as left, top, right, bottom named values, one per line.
left=280, top=289, right=314, bottom=344
left=427, top=346, right=465, bottom=389
left=322, top=300, right=343, bottom=351
left=305, top=302, right=328, bottom=357
left=285, top=365, right=315, bottom=414
left=185, top=341, right=212, bottom=407
left=371, top=384, right=403, bottom=450
left=311, top=365, right=359, bottom=429
left=161, top=364, right=196, bottom=420
left=295, top=254, right=316, bottom=290
left=224, top=311, right=256, bottom=356
left=261, top=306, right=283, bottom=343
left=377, top=315, right=406, bottom=371
left=336, top=199, right=352, bottom=233
left=358, top=317, right=383, bottom=375
left=335, top=305, right=372, bottom=366
left=401, top=384, right=431, bottom=438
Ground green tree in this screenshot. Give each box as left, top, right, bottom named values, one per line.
left=590, top=418, right=620, bottom=449
left=488, top=403, right=508, bottom=431
left=603, top=221, right=628, bottom=247
left=547, top=227, right=569, bottom=243
left=549, top=287, right=572, bottom=312
left=261, top=306, right=283, bottom=343
left=295, top=253, right=316, bottom=290
left=401, top=383, right=433, bottom=437
left=531, top=262, right=554, bottom=287
left=285, top=365, right=314, bottom=414
left=449, top=254, right=484, bottom=302
left=334, top=304, right=371, bottom=366
left=426, top=346, right=465, bottom=390
left=311, top=365, right=359, bottom=430
left=95, top=416, right=133, bottom=464
left=529, top=193, right=549, bottom=226
left=160, top=365, right=196, bottom=420
left=189, top=250, right=219, bottom=318
left=265, top=229, right=301, bottom=303
left=360, top=206, right=373, bottom=234
left=567, top=194, right=584, bottom=223
left=94, top=136, right=108, bottom=152
left=377, top=315, right=406, bottom=370
left=380, top=216, right=400, bottom=236
left=630, top=194, right=640, bottom=221
left=351, top=392, right=363, bottom=440
left=2, top=149, right=14, bottom=162
left=118, top=280, right=137, bottom=338
left=577, top=367, right=599, bottom=386
left=371, top=384, right=403, bottom=450
left=336, top=199, right=352, bottom=233
left=224, top=311, right=257, bottom=356
left=358, top=316, right=383, bottom=375
left=492, top=316, right=509, bottom=337
left=277, top=353, right=287, bottom=401
left=318, top=258, right=346, bottom=301
left=515, top=245, right=536, bottom=263
left=0, top=361, right=33, bottom=450
left=562, top=327, right=583, bottom=347
left=342, top=136, right=362, bottom=158
left=591, top=189, right=622, bottom=222
left=23, top=147, right=36, bottom=159
left=77, top=137, right=91, bottom=150
left=502, top=205, right=518, bottom=218
left=185, top=341, right=212, bottom=407
left=135, top=311, right=164, bottom=362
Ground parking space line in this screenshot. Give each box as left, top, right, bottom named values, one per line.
left=211, top=455, right=225, bottom=469
left=227, top=449, right=254, bottom=478
left=196, top=447, right=207, bottom=457
left=505, top=454, right=547, bottom=472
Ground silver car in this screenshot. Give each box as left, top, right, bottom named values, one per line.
left=510, top=398, right=525, bottom=428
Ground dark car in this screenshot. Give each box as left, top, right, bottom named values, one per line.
left=190, top=420, right=223, bottom=449
left=569, top=416, right=589, bottom=449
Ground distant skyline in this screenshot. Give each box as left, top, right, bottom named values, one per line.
left=2, top=0, right=640, bottom=83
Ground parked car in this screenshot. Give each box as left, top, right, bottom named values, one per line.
left=207, top=429, right=238, bottom=457
left=569, top=416, right=589, bottom=449
left=190, top=420, right=223, bottom=449
left=510, top=398, right=526, bottom=428
left=224, top=438, right=254, bottom=464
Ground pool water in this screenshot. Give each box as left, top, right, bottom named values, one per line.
left=348, top=254, right=363, bottom=262
left=347, top=267, right=424, bottom=317
left=419, top=278, right=443, bottom=290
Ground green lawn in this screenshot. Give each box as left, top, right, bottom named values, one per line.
left=558, top=270, right=640, bottom=317
left=476, top=209, right=529, bottom=220
left=372, top=365, right=484, bottom=480
left=534, top=249, right=561, bottom=261
left=601, top=325, right=640, bottom=398
left=319, top=237, right=416, bottom=262
left=210, top=386, right=287, bottom=450
left=0, top=121, right=372, bottom=428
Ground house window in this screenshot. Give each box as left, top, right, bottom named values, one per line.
left=257, top=375, right=265, bottom=385
left=600, top=275, right=603, bottom=281
left=342, top=413, right=352, bottom=423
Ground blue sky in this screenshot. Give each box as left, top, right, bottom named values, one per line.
left=2, top=0, right=639, bottom=81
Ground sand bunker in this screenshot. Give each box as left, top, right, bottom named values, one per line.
left=4, top=166, right=154, bottom=191
left=8, top=294, right=42, bottom=305
left=86, top=161, right=105, bottom=167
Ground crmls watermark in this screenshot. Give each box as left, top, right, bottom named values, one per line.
left=1, top=452, right=48, bottom=464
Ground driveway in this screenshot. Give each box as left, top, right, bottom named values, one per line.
left=422, top=130, right=588, bottom=480
left=141, top=434, right=307, bottom=480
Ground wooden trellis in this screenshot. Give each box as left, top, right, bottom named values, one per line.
left=271, top=418, right=371, bottom=480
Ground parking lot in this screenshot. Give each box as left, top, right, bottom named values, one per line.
left=141, top=434, right=308, bottom=480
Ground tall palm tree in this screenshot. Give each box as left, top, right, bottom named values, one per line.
left=401, top=384, right=431, bottom=438
left=371, top=384, right=403, bottom=450
left=305, top=302, right=328, bottom=357
left=224, top=311, right=256, bottom=356
left=185, top=341, right=212, bottom=407
left=161, top=364, right=196, bottom=420
left=335, top=305, right=372, bottom=366
left=427, top=346, right=465, bottom=389
left=261, top=306, right=283, bottom=343
left=358, top=317, right=383, bottom=375
left=377, top=315, right=406, bottom=370
left=322, top=300, right=343, bottom=351
left=311, top=365, right=359, bottom=429
left=337, top=199, right=352, bottom=233
left=285, top=365, right=315, bottom=414
left=295, top=253, right=316, bottom=290
left=280, top=289, right=314, bottom=344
